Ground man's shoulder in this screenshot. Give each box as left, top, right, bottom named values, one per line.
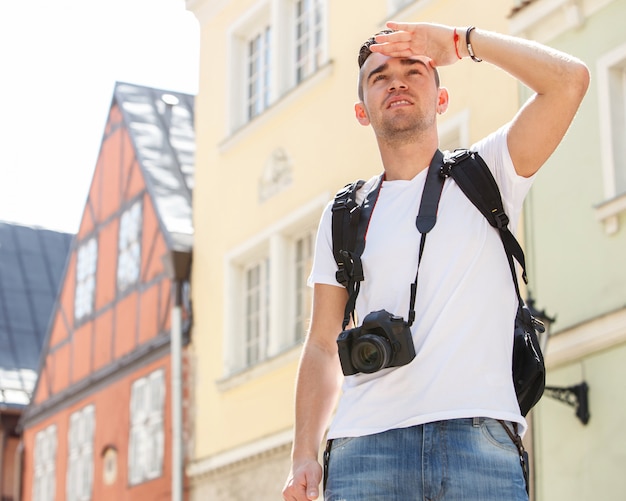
left=470, top=123, right=510, bottom=161
left=334, top=174, right=381, bottom=205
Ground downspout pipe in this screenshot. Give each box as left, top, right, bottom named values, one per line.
left=14, top=439, right=23, bottom=501
left=164, top=248, right=192, bottom=501
left=171, top=280, right=184, bottom=501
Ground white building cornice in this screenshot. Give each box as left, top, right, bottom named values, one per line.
left=509, top=0, right=612, bottom=42
left=546, top=306, right=626, bottom=368
left=185, top=0, right=229, bottom=24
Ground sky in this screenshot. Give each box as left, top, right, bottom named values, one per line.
left=0, top=0, right=200, bottom=234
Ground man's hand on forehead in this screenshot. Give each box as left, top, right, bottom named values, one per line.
left=369, top=22, right=463, bottom=68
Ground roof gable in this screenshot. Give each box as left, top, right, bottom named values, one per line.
left=114, top=82, right=195, bottom=250
left=22, top=82, right=194, bottom=425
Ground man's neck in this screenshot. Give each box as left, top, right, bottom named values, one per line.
left=377, top=135, right=439, bottom=181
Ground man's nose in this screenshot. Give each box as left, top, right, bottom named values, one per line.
left=388, top=78, right=408, bottom=92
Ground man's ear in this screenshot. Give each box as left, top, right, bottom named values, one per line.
left=355, top=102, right=370, bottom=126
left=436, top=87, right=449, bottom=115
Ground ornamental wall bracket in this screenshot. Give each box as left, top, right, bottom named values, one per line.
left=544, top=382, right=590, bottom=425
left=259, top=147, right=293, bottom=203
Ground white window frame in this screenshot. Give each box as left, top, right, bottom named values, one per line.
left=223, top=194, right=328, bottom=377
left=294, top=0, right=325, bottom=84
left=244, top=257, right=271, bottom=366
left=227, top=0, right=328, bottom=134
left=66, top=405, right=94, bottom=501
left=128, top=369, right=165, bottom=485
left=228, top=2, right=274, bottom=131
left=75, top=237, right=98, bottom=322
left=247, top=24, right=273, bottom=120
left=293, top=228, right=315, bottom=341
left=596, top=42, right=626, bottom=234
left=117, top=200, right=143, bottom=292
left=33, top=424, right=57, bottom=501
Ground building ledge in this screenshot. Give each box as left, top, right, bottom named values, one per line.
left=509, top=0, right=611, bottom=41
left=546, top=306, right=626, bottom=368
left=187, top=428, right=293, bottom=479
left=595, top=192, right=626, bottom=235
left=217, top=345, right=301, bottom=392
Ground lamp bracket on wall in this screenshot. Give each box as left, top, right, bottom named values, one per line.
left=544, top=382, right=590, bottom=425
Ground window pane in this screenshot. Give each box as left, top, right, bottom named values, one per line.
left=75, top=238, right=97, bottom=321
left=128, top=369, right=165, bottom=485
left=247, top=26, right=271, bottom=120
left=244, top=258, right=270, bottom=366
left=295, top=0, right=323, bottom=83
left=66, top=406, right=94, bottom=501
left=33, top=425, right=57, bottom=501
left=294, top=231, right=314, bottom=340
left=117, top=200, right=143, bottom=292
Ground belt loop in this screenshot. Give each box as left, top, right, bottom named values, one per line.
left=473, top=417, right=481, bottom=427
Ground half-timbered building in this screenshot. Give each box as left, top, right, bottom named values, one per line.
left=19, top=82, right=195, bottom=501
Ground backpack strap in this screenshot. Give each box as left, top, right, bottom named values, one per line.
left=442, top=149, right=528, bottom=305
left=331, top=179, right=365, bottom=289
left=331, top=177, right=383, bottom=329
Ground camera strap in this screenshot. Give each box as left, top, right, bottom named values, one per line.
left=408, top=149, right=447, bottom=325
left=333, top=150, right=448, bottom=330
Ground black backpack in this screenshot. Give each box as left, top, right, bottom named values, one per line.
left=331, top=149, right=545, bottom=417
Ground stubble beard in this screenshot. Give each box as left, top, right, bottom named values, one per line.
left=374, top=109, right=436, bottom=147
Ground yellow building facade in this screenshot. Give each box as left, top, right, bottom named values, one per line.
left=185, top=1, right=520, bottom=499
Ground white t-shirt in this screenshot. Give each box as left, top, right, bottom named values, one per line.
left=309, top=125, right=535, bottom=439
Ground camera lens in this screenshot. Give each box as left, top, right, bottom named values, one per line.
left=351, top=334, right=392, bottom=374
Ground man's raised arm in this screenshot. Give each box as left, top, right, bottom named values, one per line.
left=371, top=22, right=590, bottom=177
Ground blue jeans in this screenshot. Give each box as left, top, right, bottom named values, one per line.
left=324, top=418, right=528, bottom=501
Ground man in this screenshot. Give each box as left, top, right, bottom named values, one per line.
left=283, top=22, right=588, bottom=501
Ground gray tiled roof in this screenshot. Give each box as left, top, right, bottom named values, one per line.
left=0, top=222, right=72, bottom=408
left=114, top=82, right=195, bottom=251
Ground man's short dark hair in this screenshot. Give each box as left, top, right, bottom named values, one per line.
left=358, top=30, right=394, bottom=69
left=357, top=29, right=440, bottom=101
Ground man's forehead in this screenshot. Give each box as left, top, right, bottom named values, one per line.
left=362, top=53, right=433, bottom=74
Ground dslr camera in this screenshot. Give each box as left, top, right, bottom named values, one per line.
left=337, top=309, right=416, bottom=376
